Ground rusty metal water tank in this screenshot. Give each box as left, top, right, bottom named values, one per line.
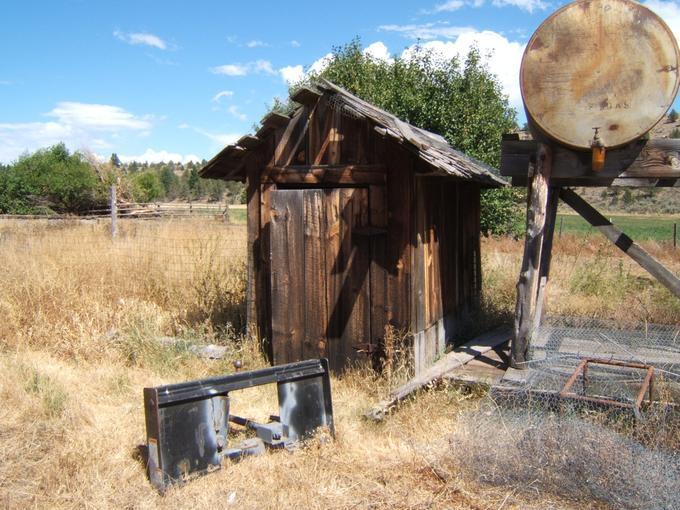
left=521, top=0, right=680, bottom=150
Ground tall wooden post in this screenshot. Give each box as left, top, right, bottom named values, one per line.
left=511, top=144, right=553, bottom=368
left=110, top=185, right=117, bottom=239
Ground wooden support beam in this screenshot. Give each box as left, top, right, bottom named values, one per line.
left=261, top=111, right=290, bottom=129
left=290, top=86, right=322, bottom=107
left=511, top=176, right=680, bottom=187
left=560, top=188, right=680, bottom=299
left=273, top=108, right=309, bottom=167
left=262, top=165, right=386, bottom=185
left=531, top=187, right=559, bottom=342
left=512, top=144, right=552, bottom=369
left=237, top=135, right=260, bottom=150
left=501, top=138, right=680, bottom=186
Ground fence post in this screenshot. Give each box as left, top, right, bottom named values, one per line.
left=558, top=216, right=563, bottom=238
left=674, top=222, right=677, bottom=249
left=110, top=185, right=117, bottom=239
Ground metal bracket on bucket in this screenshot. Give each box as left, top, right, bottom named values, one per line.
left=143, top=358, right=334, bottom=491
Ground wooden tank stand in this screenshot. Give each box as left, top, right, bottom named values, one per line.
left=501, top=136, right=680, bottom=368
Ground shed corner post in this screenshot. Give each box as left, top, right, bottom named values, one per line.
left=245, top=163, right=261, bottom=341
left=511, top=143, right=555, bottom=369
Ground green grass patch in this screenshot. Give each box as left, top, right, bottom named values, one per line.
left=556, top=213, right=680, bottom=242
left=227, top=208, right=246, bottom=224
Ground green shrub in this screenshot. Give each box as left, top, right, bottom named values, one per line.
left=0, top=143, right=106, bottom=214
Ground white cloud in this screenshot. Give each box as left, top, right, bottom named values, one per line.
left=113, top=30, right=167, bottom=50
left=47, top=102, right=152, bottom=130
left=278, top=43, right=392, bottom=87
left=280, top=65, right=305, bottom=85
left=491, top=0, right=547, bottom=12
left=245, top=40, right=268, bottom=48
left=433, top=0, right=465, bottom=12
left=212, top=90, right=234, bottom=102
left=210, top=60, right=276, bottom=76
left=401, top=31, right=526, bottom=111
left=253, top=60, right=275, bottom=74
left=211, top=64, right=249, bottom=76
left=309, top=53, right=333, bottom=74
left=290, top=40, right=301, bottom=48
left=379, top=22, right=475, bottom=40
left=644, top=0, right=680, bottom=42
left=363, top=41, right=392, bottom=62
left=228, top=105, right=247, bottom=121
left=118, top=149, right=200, bottom=164
left=0, top=102, right=153, bottom=163
left=181, top=124, right=241, bottom=146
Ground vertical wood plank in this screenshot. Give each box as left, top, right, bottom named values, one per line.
left=303, top=190, right=329, bottom=361
left=369, top=185, right=388, bottom=364
left=345, top=188, right=371, bottom=366
left=385, top=144, right=411, bottom=330
left=414, top=180, right=426, bottom=335
left=259, top=181, right=273, bottom=351
left=246, top=163, right=260, bottom=338
left=324, top=188, right=343, bottom=371
left=269, top=190, right=305, bottom=364
left=309, top=97, right=329, bottom=165
left=327, top=108, right=342, bottom=165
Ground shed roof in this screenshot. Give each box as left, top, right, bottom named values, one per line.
left=200, top=79, right=507, bottom=187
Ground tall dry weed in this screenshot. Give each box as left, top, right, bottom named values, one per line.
left=0, top=219, right=678, bottom=509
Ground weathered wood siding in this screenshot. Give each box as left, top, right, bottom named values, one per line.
left=412, top=178, right=481, bottom=373
left=246, top=92, right=481, bottom=373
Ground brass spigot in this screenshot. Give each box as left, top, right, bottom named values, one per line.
left=591, top=127, right=606, bottom=172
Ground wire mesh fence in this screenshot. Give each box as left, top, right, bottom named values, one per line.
left=0, top=215, right=246, bottom=276
left=447, top=316, right=680, bottom=509
left=0, top=215, right=249, bottom=331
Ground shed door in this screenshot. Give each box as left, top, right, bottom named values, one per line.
left=269, top=188, right=371, bottom=372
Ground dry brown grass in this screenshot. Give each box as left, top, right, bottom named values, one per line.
left=0, top=219, right=677, bottom=509
left=482, top=233, right=680, bottom=325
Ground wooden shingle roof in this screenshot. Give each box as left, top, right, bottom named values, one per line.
left=200, top=79, right=507, bottom=187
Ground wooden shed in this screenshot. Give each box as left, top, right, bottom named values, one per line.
left=201, top=80, right=506, bottom=374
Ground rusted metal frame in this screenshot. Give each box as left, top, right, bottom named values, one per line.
left=559, top=358, right=589, bottom=398
left=635, top=366, right=655, bottom=410
left=559, top=358, right=655, bottom=415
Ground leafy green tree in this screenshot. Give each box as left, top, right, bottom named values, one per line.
left=294, top=38, right=522, bottom=235
left=0, top=143, right=106, bottom=214
left=132, top=171, right=163, bottom=202
left=159, top=166, right=179, bottom=197
left=669, top=109, right=679, bottom=122
left=670, top=127, right=680, bottom=138
left=188, top=167, right=200, bottom=197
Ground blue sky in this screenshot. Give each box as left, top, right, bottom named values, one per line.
left=2, top=0, right=680, bottom=164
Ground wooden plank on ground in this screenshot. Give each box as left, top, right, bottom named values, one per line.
left=366, top=326, right=512, bottom=420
